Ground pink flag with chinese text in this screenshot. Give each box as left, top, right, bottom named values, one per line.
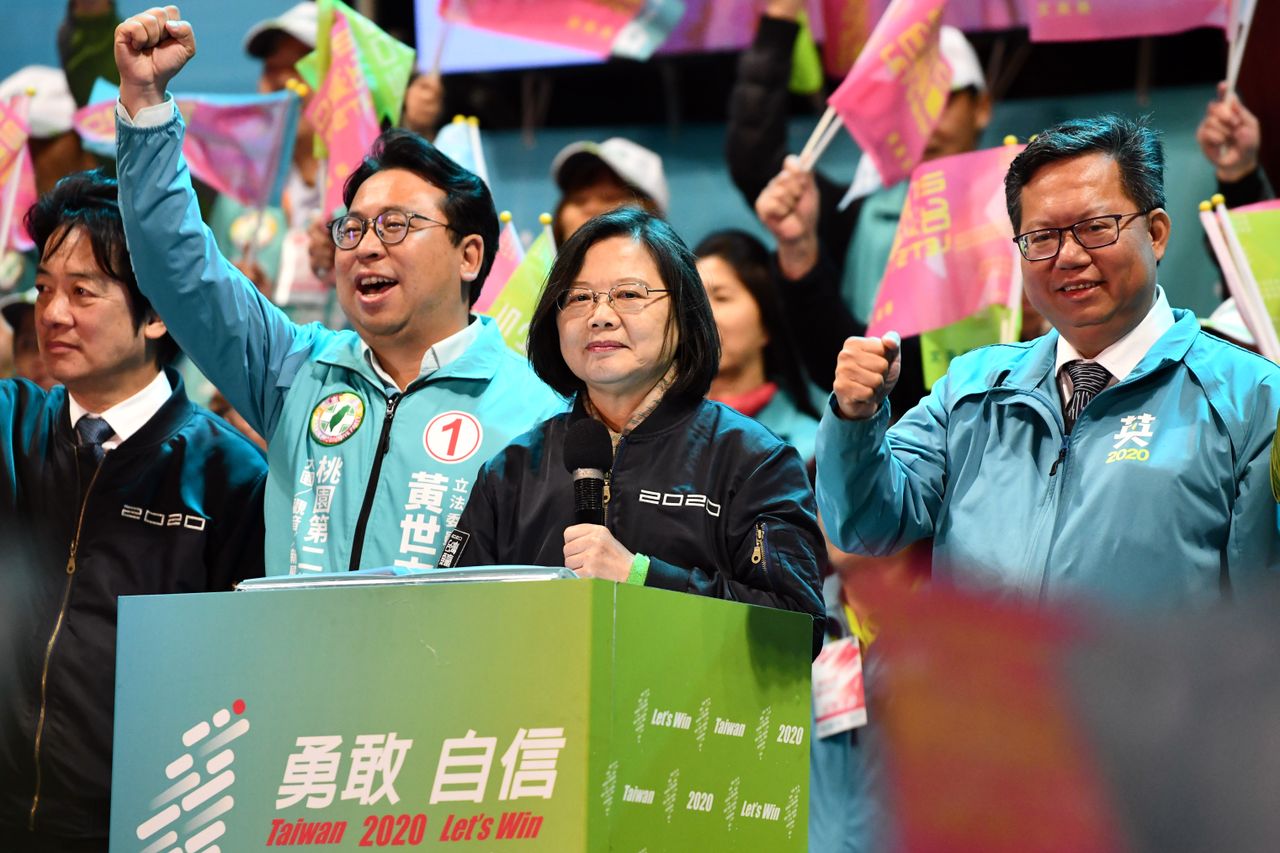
left=0, top=98, right=37, bottom=253
left=867, top=144, right=1024, bottom=339
left=827, top=0, right=951, bottom=188
left=305, top=15, right=381, bottom=219
left=473, top=216, right=525, bottom=313
left=1026, top=0, right=1226, bottom=41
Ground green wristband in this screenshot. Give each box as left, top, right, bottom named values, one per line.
left=627, top=552, right=650, bottom=586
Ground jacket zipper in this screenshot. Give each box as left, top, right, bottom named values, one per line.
left=1049, top=436, right=1070, bottom=476
left=751, top=523, right=765, bottom=565
left=30, top=457, right=105, bottom=830
left=603, top=439, right=625, bottom=527
left=347, top=393, right=402, bottom=570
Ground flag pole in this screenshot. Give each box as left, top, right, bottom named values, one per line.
left=1212, top=195, right=1280, bottom=360
left=431, top=21, right=451, bottom=76
left=1225, top=0, right=1257, bottom=98
left=467, top=116, right=489, bottom=186
left=240, top=206, right=265, bottom=269
left=798, top=106, right=837, bottom=170
left=540, top=211, right=553, bottom=251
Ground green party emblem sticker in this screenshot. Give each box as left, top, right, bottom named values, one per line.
left=309, top=392, right=365, bottom=446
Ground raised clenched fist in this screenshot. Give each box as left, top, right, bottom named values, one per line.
left=832, top=332, right=901, bottom=420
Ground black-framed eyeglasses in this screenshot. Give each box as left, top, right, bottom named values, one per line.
left=329, top=209, right=451, bottom=250
left=555, top=283, right=670, bottom=316
left=1013, top=211, right=1150, bottom=261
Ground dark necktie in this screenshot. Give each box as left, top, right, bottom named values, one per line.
left=1063, top=360, right=1111, bottom=433
left=75, top=416, right=115, bottom=465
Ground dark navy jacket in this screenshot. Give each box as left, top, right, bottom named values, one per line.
left=0, top=370, right=267, bottom=842
left=453, top=395, right=826, bottom=653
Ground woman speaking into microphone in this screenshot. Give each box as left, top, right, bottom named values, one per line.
left=450, top=208, right=824, bottom=645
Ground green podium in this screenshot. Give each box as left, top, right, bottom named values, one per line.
left=111, top=577, right=811, bottom=851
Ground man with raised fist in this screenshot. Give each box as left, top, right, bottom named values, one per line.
left=815, top=113, right=1280, bottom=610
left=111, top=6, right=562, bottom=575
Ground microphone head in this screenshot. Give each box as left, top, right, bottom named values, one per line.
left=563, top=417, right=613, bottom=473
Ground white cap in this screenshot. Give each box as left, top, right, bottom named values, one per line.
left=551, top=138, right=670, bottom=216
left=244, top=1, right=318, bottom=58
left=0, top=66, right=76, bottom=139
left=1201, top=297, right=1256, bottom=347
left=940, top=26, right=986, bottom=93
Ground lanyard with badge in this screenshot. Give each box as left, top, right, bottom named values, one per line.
left=812, top=603, right=874, bottom=737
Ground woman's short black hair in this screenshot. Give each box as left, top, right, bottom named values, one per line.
left=344, top=128, right=498, bottom=305
left=24, top=169, right=180, bottom=365
left=693, top=229, right=819, bottom=420
left=527, top=207, right=720, bottom=402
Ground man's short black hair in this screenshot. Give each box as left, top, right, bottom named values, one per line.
left=1005, top=114, right=1166, bottom=232
left=24, top=169, right=180, bottom=365
left=344, top=128, right=498, bottom=306
left=527, top=207, right=720, bottom=403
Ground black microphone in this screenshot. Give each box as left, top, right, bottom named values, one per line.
left=564, top=418, right=613, bottom=526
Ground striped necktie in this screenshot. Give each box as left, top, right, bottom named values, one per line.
left=1062, top=360, right=1111, bottom=433
left=75, top=416, right=115, bottom=464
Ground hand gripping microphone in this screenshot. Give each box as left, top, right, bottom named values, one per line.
left=563, top=418, right=613, bottom=526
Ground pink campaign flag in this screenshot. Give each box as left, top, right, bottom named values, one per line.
left=178, top=94, right=299, bottom=210
left=73, top=79, right=299, bottom=210
left=827, top=0, right=951, bottom=187
left=0, top=98, right=37, bottom=252
left=473, top=215, right=525, bottom=313
left=867, top=143, right=1025, bottom=339
left=1026, top=0, right=1226, bottom=41
left=440, top=0, right=639, bottom=57
left=305, top=14, right=382, bottom=219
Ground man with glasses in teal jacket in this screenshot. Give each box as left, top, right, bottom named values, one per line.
left=111, top=8, right=563, bottom=574
left=817, top=113, right=1280, bottom=609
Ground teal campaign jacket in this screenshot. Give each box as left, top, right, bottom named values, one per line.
left=755, top=387, right=820, bottom=462
left=117, top=109, right=565, bottom=575
left=816, top=310, right=1280, bottom=609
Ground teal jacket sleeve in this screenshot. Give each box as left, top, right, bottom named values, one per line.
left=115, top=105, right=319, bottom=441
left=1227, top=409, right=1280, bottom=593
left=814, top=382, right=949, bottom=556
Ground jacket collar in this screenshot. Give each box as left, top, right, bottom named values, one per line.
left=312, top=315, right=510, bottom=389
left=996, top=309, right=1199, bottom=395
left=568, top=390, right=703, bottom=439
left=58, top=365, right=192, bottom=453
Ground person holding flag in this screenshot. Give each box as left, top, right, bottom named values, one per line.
left=111, top=6, right=563, bottom=575
left=727, top=0, right=993, bottom=411
left=816, top=113, right=1280, bottom=610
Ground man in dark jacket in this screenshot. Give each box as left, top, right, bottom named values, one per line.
left=0, top=170, right=268, bottom=851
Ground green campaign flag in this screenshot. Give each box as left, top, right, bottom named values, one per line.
left=483, top=229, right=556, bottom=354
left=295, top=50, right=321, bottom=91
left=1228, top=202, right=1280, bottom=335
left=789, top=12, right=824, bottom=95
left=919, top=303, right=1017, bottom=389
left=316, top=0, right=417, bottom=126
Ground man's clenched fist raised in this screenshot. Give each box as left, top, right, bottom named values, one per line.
left=833, top=332, right=901, bottom=420
left=115, top=5, right=196, bottom=117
